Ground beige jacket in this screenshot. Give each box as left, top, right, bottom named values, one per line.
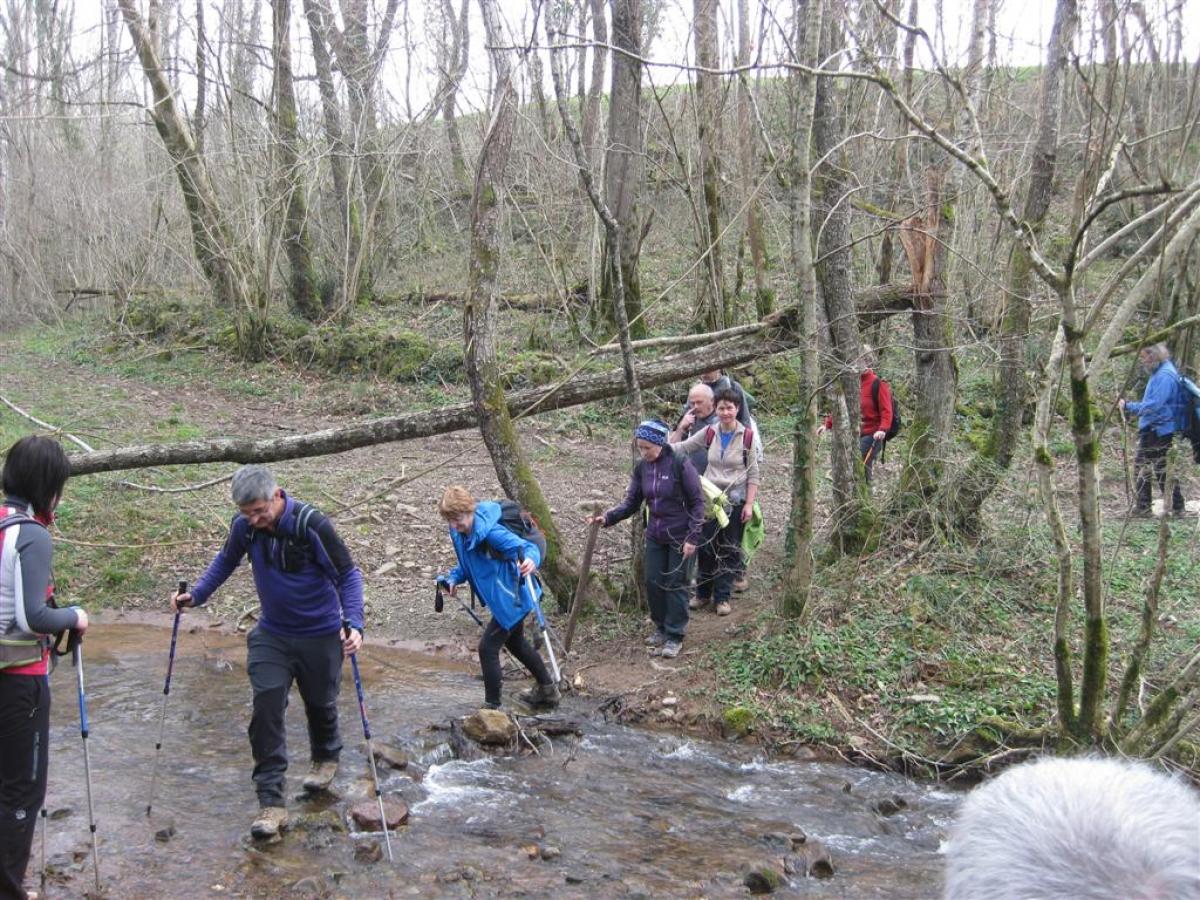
left=670, top=421, right=761, bottom=503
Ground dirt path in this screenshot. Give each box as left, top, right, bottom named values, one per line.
left=1, top=337, right=792, bottom=736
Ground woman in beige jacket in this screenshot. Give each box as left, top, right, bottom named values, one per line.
left=669, top=387, right=761, bottom=616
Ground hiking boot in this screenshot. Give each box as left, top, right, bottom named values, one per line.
left=733, top=577, right=749, bottom=593
left=645, top=630, right=667, bottom=648
left=1131, top=507, right=1154, bottom=519
left=659, top=640, right=682, bottom=659
left=301, top=759, right=338, bottom=792
left=250, top=806, right=289, bottom=839
left=689, top=595, right=712, bottom=611
left=517, top=682, right=561, bottom=708
left=715, top=601, right=732, bottom=617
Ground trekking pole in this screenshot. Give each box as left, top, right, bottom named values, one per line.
left=436, top=580, right=484, bottom=627
left=71, top=633, right=102, bottom=893
left=39, top=807, right=46, bottom=893
left=343, top=621, right=393, bottom=863
left=518, top=549, right=561, bottom=684
left=148, top=580, right=186, bottom=818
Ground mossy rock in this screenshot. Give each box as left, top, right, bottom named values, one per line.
left=501, top=351, right=561, bottom=389
left=723, top=705, right=755, bottom=737
left=294, top=324, right=434, bottom=380
left=741, top=355, right=800, bottom=415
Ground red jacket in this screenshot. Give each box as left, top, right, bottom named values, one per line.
left=860, top=370, right=893, bottom=437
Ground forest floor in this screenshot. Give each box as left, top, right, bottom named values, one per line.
left=4, top=311, right=1200, bottom=779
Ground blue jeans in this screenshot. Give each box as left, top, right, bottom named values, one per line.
left=644, top=538, right=689, bottom=641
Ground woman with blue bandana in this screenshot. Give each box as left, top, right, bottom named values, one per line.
left=590, top=421, right=705, bottom=659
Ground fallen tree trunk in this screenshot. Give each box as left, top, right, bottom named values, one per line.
left=68, top=310, right=797, bottom=475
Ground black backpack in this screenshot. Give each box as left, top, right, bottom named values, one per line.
left=487, top=499, right=549, bottom=564
left=871, top=376, right=902, bottom=441
left=1177, top=375, right=1200, bottom=463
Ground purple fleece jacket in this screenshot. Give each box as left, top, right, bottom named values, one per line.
left=604, top=447, right=705, bottom=546
left=190, top=492, right=364, bottom=638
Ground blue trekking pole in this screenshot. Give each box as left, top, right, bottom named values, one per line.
left=71, top=633, right=102, bottom=892
left=517, top=549, right=561, bottom=684
left=147, top=580, right=186, bottom=817
left=343, top=621, right=393, bottom=863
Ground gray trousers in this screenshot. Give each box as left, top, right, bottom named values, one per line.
left=246, top=627, right=343, bottom=807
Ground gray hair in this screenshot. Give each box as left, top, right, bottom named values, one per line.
left=688, top=383, right=714, bottom=401
left=231, top=465, right=278, bottom=505
left=943, top=756, right=1200, bottom=900
left=1140, top=342, right=1171, bottom=364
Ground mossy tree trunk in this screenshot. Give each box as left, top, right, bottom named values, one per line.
left=466, top=0, right=578, bottom=610
left=302, top=0, right=360, bottom=306
left=117, top=0, right=262, bottom=347
left=778, top=0, right=823, bottom=618
left=942, top=0, right=1076, bottom=535
left=694, top=0, right=726, bottom=330
left=813, top=16, right=872, bottom=556
left=271, top=0, right=320, bottom=320
left=598, top=0, right=647, bottom=339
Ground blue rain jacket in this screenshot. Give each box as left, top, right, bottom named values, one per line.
left=446, top=501, right=543, bottom=630
left=1126, top=359, right=1182, bottom=437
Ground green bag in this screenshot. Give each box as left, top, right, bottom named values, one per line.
left=741, top=502, right=764, bottom=563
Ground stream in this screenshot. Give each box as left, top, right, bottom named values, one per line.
left=34, top=623, right=959, bottom=898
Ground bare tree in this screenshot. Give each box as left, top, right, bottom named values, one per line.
left=117, top=0, right=263, bottom=347
left=272, top=0, right=320, bottom=318
left=599, top=0, right=646, bottom=338
left=693, top=0, right=726, bottom=329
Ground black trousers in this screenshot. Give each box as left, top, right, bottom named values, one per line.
left=643, top=538, right=689, bottom=641
left=696, top=503, right=745, bottom=604
left=246, top=627, right=343, bottom=807
left=478, top=616, right=551, bottom=706
left=0, top=674, right=49, bottom=899
left=1135, top=429, right=1185, bottom=512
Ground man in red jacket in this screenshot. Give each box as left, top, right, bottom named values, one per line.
left=860, top=364, right=893, bottom=482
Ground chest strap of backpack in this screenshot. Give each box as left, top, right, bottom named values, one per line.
left=705, top=425, right=754, bottom=469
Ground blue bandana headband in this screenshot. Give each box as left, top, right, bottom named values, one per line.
left=635, top=421, right=669, bottom=446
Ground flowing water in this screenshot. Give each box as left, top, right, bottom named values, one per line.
left=34, top=624, right=959, bottom=898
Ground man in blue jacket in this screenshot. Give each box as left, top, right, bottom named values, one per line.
left=1120, top=343, right=1186, bottom=516
left=173, top=465, right=364, bottom=839
left=437, top=485, right=559, bottom=710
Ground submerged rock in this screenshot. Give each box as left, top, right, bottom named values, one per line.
left=350, top=797, right=408, bottom=831
left=783, top=838, right=835, bottom=879
left=153, top=818, right=177, bottom=842
left=354, top=840, right=383, bottom=863
left=462, top=709, right=517, bottom=745
left=291, top=809, right=348, bottom=833
left=873, top=795, right=909, bottom=817
left=744, top=862, right=784, bottom=894
left=372, top=742, right=409, bottom=770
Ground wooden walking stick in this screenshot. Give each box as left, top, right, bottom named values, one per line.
left=565, top=503, right=603, bottom=653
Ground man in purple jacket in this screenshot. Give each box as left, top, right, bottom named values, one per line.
left=592, top=421, right=705, bottom=659
left=173, top=465, right=364, bottom=839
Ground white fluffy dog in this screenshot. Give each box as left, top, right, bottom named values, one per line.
left=943, top=756, right=1200, bottom=899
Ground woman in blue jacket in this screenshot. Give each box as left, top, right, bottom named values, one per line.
left=438, top=486, right=559, bottom=709
left=1120, top=343, right=1186, bottom=516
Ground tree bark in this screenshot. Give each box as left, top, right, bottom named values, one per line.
left=599, top=0, right=646, bottom=338
left=67, top=314, right=797, bottom=475
left=116, top=0, right=259, bottom=333
left=942, top=0, right=1077, bottom=535
left=466, top=0, right=578, bottom=609
left=693, top=0, right=726, bottom=330
left=778, top=0, right=823, bottom=618
left=271, top=0, right=320, bottom=319
left=813, top=15, right=871, bottom=555
left=735, top=0, right=768, bottom=313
